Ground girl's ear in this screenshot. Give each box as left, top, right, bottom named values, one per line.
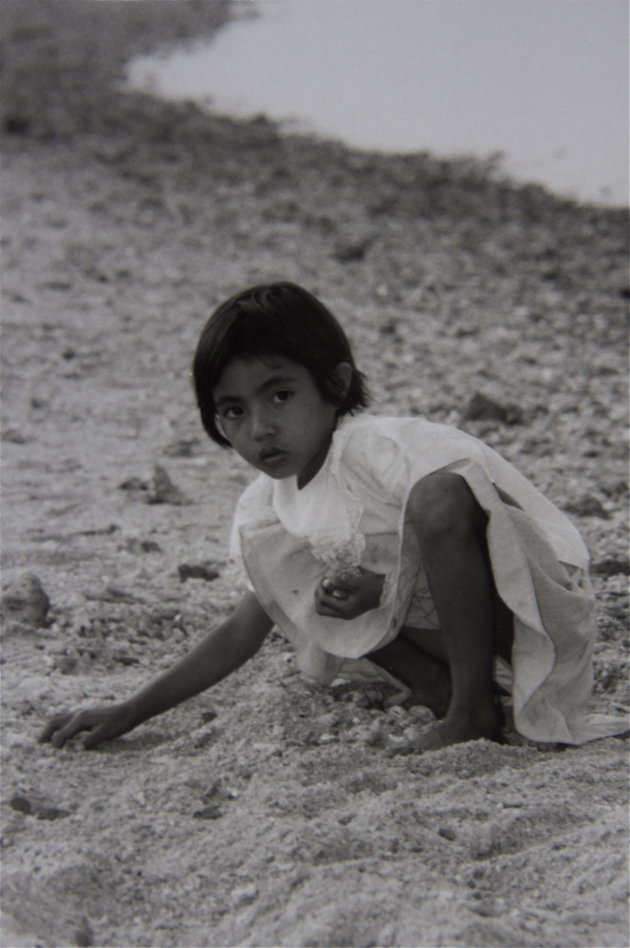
left=332, top=362, right=353, bottom=402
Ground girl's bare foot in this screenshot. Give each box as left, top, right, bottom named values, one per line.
left=389, top=705, right=503, bottom=755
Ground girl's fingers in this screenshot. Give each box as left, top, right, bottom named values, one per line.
left=51, top=723, right=77, bottom=748
left=50, top=711, right=93, bottom=748
left=317, top=595, right=353, bottom=618
left=317, top=604, right=344, bottom=618
left=41, top=705, right=128, bottom=751
left=315, top=589, right=343, bottom=617
left=39, top=713, right=73, bottom=743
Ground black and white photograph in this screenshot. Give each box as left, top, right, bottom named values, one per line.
left=1, top=2, right=628, bottom=946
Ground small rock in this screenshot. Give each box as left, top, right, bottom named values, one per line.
left=141, top=539, right=163, bottom=553
left=348, top=683, right=390, bottom=710
left=318, top=712, right=340, bottom=729
left=192, top=727, right=218, bottom=750
left=201, top=781, right=222, bottom=802
left=591, top=558, right=630, bottom=577
left=463, top=392, right=525, bottom=425
left=251, top=742, right=283, bottom=756
left=36, top=805, right=71, bottom=821
left=364, top=723, right=387, bottom=747
left=407, top=706, right=436, bottom=726
left=1, top=426, right=29, bottom=444
left=112, top=650, right=140, bottom=667
left=124, top=537, right=162, bottom=555
left=9, top=795, right=70, bottom=820
left=84, top=585, right=138, bottom=604
left=231, top=883, right=258, bottom=908
left=333, top=234, right=373, bottom=263
left=469, top=899, right=501, bottom=918
left=4, top=113, right=31, bottom=135
left=163, top=438, right=201, bottom=457
left=147, top=464, right=187, bottom=505
left=386, top=704, right=408, bottom=721
left=563, top=494, right=610, bottom=519
left=470, top=824, right=499, bottom=859
left=73, top=917, right=94, bottom=948
left=600, top=478, right=628, bottom=499
left=55, top=652, right=79, bottom=674
left=438, top=824, right=457, bottom=841
left=193, top=804, right=223, bottom=820
left=1, top=573, right=50, bottom=627
left=118, top=475, right=148, bottom=493
left=402, top=725, right=423, bottom=743
left=178, top=562, right=220, bottom=583
left=9, top=795, right=33, bottom=815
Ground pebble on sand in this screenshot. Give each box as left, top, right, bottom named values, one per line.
left=148, top=464, right=188, bottom=505
left=463, top=391, right=525, bottom=425
left=178, top=562, right=220, bottom=583
left=1, top=573, right=50, bottom=627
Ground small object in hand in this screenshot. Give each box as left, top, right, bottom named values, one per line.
left=322, top=578, right=349, bottom=600
left=332, top=588, right=349, bottom=600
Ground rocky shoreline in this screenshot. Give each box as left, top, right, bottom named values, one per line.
left=1, top=3, right=628, bottom=947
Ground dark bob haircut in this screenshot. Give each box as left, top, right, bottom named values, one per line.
left=192, top=281, right=369, bottom=446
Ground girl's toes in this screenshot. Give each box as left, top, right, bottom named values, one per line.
left=386, top=739, right=423, bottom=757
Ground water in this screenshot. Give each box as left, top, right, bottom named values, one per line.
left=128, top=0, right=628, bottom=206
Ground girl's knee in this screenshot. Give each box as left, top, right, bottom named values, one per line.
left=408, top=472, right=486, bottom=543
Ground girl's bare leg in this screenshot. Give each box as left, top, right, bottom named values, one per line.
left=369, top=635, right=451, bottom=718
left=403, top=471, right=511, bottom=749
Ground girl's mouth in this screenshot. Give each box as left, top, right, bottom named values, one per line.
left=259, top=448, right=288, bottom=467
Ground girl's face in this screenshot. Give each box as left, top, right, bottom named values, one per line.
left=213, top=355, right=348, bottom=488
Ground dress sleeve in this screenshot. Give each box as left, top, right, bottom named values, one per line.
left=335, top=422, right=411, bottom=506
left=334, top=416, right=498, bottom=508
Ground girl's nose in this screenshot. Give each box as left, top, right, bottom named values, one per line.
left=250, top=411, right=276, bottom=440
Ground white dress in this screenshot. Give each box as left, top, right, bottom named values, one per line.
left=230, top=413, right=626, bottom=744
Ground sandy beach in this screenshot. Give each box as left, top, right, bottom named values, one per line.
left=1, top=3, right=628, bottom=946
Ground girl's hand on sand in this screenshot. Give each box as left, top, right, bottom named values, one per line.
left=315, top=567, right=385, bottom=620
left=39, top=702, right=136, bottom=750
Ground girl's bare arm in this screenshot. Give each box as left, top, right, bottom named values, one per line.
left=39, top=592, right=272, bottom=749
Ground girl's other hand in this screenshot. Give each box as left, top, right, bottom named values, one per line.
left=315, top=567, right=385, bottom=620
left=39, top=702, right=137, bottom=750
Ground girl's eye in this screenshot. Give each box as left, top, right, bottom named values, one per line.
left=221, top=406, right=243, bottom=421
left=273, top=390, right=293, bottom=404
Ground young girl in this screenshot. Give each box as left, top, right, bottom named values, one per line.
left=41, top=282, right=626, bottom=752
